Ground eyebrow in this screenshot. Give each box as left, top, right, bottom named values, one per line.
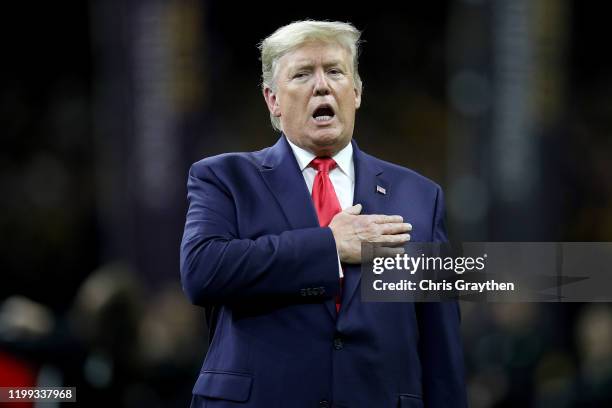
left=290, top=59, right=347, bottom=71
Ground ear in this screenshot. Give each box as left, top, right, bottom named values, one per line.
left=263, top=87, right=281, bottom=117
left=354, top=86, right=362, bottom=109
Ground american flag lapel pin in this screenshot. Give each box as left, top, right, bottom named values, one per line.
left=376, top=185, right=386, bottom=195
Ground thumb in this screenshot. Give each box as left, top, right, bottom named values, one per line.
left=344, top=203, right=363, bottom=215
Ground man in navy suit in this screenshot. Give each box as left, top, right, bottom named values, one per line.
left=180, top=20, right=467, bottom=407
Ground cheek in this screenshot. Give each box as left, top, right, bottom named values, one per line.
left=284, top=93, right=308, bottom=112
left=340, top=100, right=356, bottom=118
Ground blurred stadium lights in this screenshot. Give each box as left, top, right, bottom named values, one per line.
left=447, top=0, right=568, bottom=241
left=91, top=0, right=206, bottom=288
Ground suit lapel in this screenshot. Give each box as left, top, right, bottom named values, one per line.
left=341, top=140, right=387, bottom=311
left=259, top=135, right=320, bottom=230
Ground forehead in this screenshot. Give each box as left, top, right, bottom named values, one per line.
left=278, top=41, right=351, bottom=70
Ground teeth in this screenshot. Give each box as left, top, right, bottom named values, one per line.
left=314, top=116, right=332, bottom=121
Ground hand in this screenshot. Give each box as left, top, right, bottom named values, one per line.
left=328, top=204, right=412, bottom=264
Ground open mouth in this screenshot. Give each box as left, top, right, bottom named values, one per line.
left=312, top=104, right=335, bottom=122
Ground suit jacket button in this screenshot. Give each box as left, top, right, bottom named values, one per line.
left=319, top=400, right=330, bottom=408
left=333, top=337, right=344, bottom=350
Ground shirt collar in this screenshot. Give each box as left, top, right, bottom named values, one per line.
left=286, top=136, right=354, bottom=180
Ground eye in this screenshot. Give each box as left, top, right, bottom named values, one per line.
left=328, top=68, right=343, bottom=75
left=292, top=72, right=308, bottom=79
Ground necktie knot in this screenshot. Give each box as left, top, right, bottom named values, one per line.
left=311, top=157, right=337, bottom=173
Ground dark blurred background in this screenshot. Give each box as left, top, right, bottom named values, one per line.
left=1, top=0, right=611, bottom=407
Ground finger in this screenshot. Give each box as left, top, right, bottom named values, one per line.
left=379, top=223, right=412, bottom=235
left=345, top=203, right=363, bottom=215
left=378, top=233, right=410, bottom=243
left=371, top=214, right=404, bottom=224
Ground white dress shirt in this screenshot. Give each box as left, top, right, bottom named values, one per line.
left=287, top=138, right=355, bottom=278
left=286, top=138, right=355, bottom=210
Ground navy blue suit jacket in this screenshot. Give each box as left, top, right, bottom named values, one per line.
left=180, top=135, right=467, bottom=408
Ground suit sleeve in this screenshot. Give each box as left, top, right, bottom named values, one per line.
left=418, top=186, right=468, bottom=408
left=180, top=163, right=340, bottom=306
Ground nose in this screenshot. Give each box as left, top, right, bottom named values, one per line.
left=313, top=70, right=330, bottom=96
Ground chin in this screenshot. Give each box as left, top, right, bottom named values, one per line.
left=310, top=133, right=349, bottom=155
left=313, top=128, right=344, bottom=143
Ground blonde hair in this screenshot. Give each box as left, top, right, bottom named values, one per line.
left=258, top=20, right=363, bottom=131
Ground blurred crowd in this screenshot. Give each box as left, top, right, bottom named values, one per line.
left=0, top=264, right=205, bottom=407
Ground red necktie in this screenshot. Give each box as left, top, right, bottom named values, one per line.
left=310, top=157, right=343, bottom=312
